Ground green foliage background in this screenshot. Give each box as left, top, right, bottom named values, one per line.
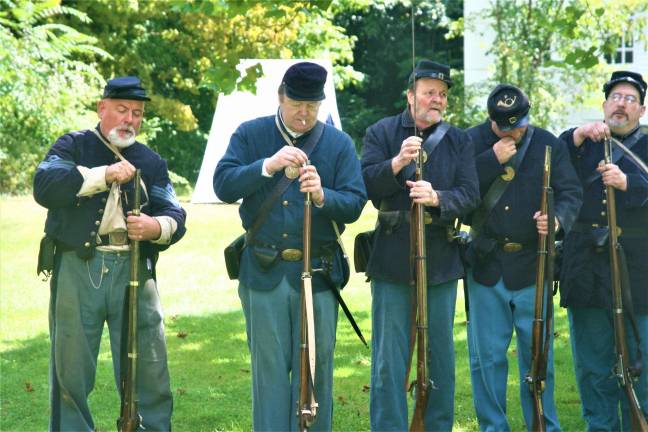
left=2, top=0, right=646, bottom=194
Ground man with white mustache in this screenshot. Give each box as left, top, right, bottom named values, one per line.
left=559, top=70, right=648, bottom=431
left=34, top=76, right=186, bottom=431
left=361, top=60, right=480, bottom=431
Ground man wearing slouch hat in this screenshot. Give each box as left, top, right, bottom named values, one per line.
left=34, top=76, right=186, bottom=431
left=214, top=62, right=366, bottom=430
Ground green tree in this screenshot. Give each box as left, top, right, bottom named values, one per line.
left=64, top=0, right=358, bottom=183
left=467, top=0, right=648, bottom=129
left=0, top=0, right=109, bottom=193
left=333, top=0, right=466, bottom=150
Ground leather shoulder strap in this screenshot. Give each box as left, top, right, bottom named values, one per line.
left=246, top=121, right=325, bottom=242
left=470, top=125, right=535, bottom=236
left=583, top=129, right=644, bottom=187
left=403, top=121, right=450, bottom=179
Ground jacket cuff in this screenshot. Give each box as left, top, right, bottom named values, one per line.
left=76, top=165, right=109, bottom=197
left=151, top=216, right=177, bottom=245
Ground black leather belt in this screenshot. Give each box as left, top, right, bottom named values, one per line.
left=571, top=222, right=648, bottom=238
left=496, top=238, right=536, bottom=253
left=54, top=240, right=76, bottom=252
left=377, top=209, right=452, bottom=227
left=250, top=241, right=336, bottom=262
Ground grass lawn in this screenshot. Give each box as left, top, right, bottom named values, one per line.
left=0, top=195, right=585, bottom=431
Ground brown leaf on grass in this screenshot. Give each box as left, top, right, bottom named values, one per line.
left=240, top=368, right=250, bottom=373
left=177, top=331, right=188, bottom=339
left=177, top=388, right=187, bottom=395
left=337, top=396, right=347, bottom=405
left=24, top=382, right=34, bottom=392
left=170, top=315, right=178, bottom=321
left=361, top=384, right=370, bottom=393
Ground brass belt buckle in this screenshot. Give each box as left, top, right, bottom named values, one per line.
left=109, top=231, right=128, bottom=246
left=281, top=248, right=303, bottom=261
left=502, top=242, right=522, bottom=253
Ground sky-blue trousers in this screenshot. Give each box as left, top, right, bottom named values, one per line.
left=568, top=307, right=648, bottom=431
left=49, top=250, right=172, bottom=431
left=238, top=276, right=338, bottom=431
left=467, top=272, right=561, bottom=432
left=370, top=277, right=457, bottom=431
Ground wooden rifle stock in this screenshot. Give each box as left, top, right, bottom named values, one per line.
left=408, top=140, right=429, bottom=432
left=527, top=146, right=554, bottom=432
left=298, top=165, right=318, bottom=431
left=604, top=139, right=648, bottom=432
left=118, top=169, right=142, bottom=432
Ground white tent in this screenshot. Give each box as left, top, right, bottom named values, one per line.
left=191, top=59, right=342, bottom=204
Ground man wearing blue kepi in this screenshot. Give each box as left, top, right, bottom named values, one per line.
left=559, top=70, right=648, bottom=431
left=361, top=60, right=480, bottom=431
left=34, top=76, right=186, bottom=431
left=464, top=84, right=582, bottom=431
left=214, top=62, right=366, bottom=431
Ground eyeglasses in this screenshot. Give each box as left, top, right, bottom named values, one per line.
left=609, top=92, right=639, bottom=105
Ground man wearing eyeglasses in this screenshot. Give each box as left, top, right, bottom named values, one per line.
left=559, top=70, right=648, bottom=430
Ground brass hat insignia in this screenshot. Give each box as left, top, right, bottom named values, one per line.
left=497, top=94, right=517, bottom=108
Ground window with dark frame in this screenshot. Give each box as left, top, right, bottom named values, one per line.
left=605, top=32, right=634, bottom=65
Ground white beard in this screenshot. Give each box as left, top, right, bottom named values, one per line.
left=108, top=126, right=136, bottom=148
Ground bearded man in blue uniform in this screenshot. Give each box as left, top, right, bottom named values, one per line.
left=464, top=84, right=582, bottom=431
left=559, top=70, right=648, bottom=431
left=34, top=76, right=187, bottom=431
left=361, top=60, right=480, bottom=431
left=213, top=62, right=366, bottom=431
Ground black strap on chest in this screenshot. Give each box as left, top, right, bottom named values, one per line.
left=402, top=121, right=451, bottom=180
left=583, top=129, right=644, bottom=187
left=470, top=125, right=535, bottom=237
left=245, top=121, right=324, bottom=243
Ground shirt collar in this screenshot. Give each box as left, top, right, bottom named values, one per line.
left=278, top=109, right=304, bottom=138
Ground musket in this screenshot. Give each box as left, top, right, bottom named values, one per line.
left=118, top=169, right=142, bottom=432
left=407, top=3, right=430, bottom=430
left=526, top=146, right=555, bottom=432
left=603, top=138, right=648, bottom=432
left=298, top=161, right=318, bottom=431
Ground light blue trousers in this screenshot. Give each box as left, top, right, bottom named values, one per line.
left=49, top=250, right=172, bottom=432
left=370, top=278, right=457, bottom=432
left=238, top=276, right=339, bottom=431
left=467, top=272, right=560, bottom=432
left=568, top=307, right=648, bottom=432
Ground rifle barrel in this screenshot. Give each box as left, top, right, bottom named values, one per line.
left=118, top=169, right=141, bottom=432
left=528, top=146, right=552, bottom=432
left=298, top=168, right=317, bottom=431
left=604, top=139, right=648, bottom=432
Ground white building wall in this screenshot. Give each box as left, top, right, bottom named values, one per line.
left=463, top=0, right=648, bottom=129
